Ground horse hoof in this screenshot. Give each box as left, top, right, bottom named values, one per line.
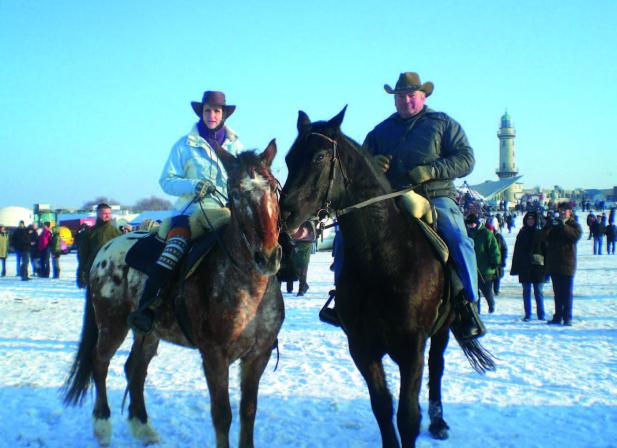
left=429, top=418, right=450, bottom=440
left=92, top=417, right=112, bottom=446
left=129, top=417, right=161, bottom=445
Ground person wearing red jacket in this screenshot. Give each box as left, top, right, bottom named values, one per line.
left=37, top=222, right=53, bottom=278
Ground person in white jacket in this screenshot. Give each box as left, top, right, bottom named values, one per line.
left=128, top=90, right=243, bottom=334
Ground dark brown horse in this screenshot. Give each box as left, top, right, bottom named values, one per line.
left=280, top=108, right=493, bottom=448
left=63, top=141, right=284, bottom=447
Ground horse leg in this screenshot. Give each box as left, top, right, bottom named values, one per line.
left=125, top=333, right=161, bottom=445
left=238, top=351, right=271, bottom=448
left=202, top=350, right=232, bottom=448
left=349, top=344, right=399, bottom=448
left=393, top=334, right=426, bottom=448
left=91, top=324, right=130, bottom=446
left=428, top=327, right=450, bottom=440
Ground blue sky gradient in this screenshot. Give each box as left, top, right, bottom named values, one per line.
left=1, top=0, right=616, bottom=208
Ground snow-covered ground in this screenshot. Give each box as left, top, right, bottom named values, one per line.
left=1, top=230, right=616, bottom=447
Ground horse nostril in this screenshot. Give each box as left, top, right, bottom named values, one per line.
left=254, top=251, right=266, bottom=267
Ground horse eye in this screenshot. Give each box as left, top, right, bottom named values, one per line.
left=314, top=152, right=326, bottom=163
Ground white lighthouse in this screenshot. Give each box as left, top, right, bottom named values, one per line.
left=496, top=111, right=519, bottom=203
left=496, top=110, right=518, bottom=179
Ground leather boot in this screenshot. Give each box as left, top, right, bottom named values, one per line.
left=451, top=294, right=487, bottom=341
left=127, top=272, right=167, bottom=334
left=127, top=236, right=188, bottom=334
left=318, top=289, right=340, bottom=327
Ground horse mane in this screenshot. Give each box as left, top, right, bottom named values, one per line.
left=233, top=150, right=279, bottom=191
left=295, top=120, right=394, bottom=196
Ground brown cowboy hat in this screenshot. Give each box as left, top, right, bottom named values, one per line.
left=191, top=91, right=236, bottom=118
left=384, top=72, right=434, bottom=97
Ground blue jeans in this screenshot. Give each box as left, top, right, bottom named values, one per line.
left=433, top=197, right=478, bottom=302
left=606, top=240, right=615, bottom=255
left=522, top=282, right=545, bottom=319
left=593, top=236, right=604, bottom=255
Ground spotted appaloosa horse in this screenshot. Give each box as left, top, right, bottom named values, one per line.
left=64, top=141, right=284, bottom=447
left=280, top=108, right=494, bottom=448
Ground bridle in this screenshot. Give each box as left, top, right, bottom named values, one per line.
left=309, top=132, right=350, bottom=221
left=309, top=131, right=417, bottom=228
left=196, top=175, right=281, bottom=273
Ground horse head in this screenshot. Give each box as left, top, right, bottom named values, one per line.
left=214, top=140, right=282, bottom=275
left=280, top=106, right=356, bottom=231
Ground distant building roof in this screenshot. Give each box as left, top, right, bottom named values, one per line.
left=129, top=210, right=174, bottom=225
left=469, top=176, right=523, bottom=199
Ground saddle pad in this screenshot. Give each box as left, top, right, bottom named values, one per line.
left=182, top=228, right=223, bottom=279
left=125, top=233, right=166, bottom=274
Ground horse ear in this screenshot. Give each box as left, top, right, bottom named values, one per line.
left=328, top=105, right=348, bottom=129
left=213, top=142, right=236, bottom=172
left=260, top=139, right=277, bottom=167
left=297, top=111, right=311, bottom=133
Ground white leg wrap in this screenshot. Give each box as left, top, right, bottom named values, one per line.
left=129, top=417, right=161, bottom=445
left=92, top=417, right=112, bottom=446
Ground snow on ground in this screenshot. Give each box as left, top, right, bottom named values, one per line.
left=0, top=230, right=616, bottom=447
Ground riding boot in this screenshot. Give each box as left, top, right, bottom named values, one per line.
left=319, top=289, right=340, bottom=327
left=127, top=236, right=188, bottom=334
left=451, top=292, right=487, bottom=341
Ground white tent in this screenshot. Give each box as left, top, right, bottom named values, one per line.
left=0, top=206, right=33, bottom=227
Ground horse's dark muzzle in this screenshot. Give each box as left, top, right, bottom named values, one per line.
left=254, top=243, right=282, bottom=275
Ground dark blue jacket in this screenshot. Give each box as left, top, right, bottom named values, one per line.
left=363, top=107, right=474, bottom=199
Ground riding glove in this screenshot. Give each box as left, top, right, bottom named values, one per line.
left=194, top=180, right=216, bottom=199
left=372, top=154, right=392, bottom=173
left=408, top=165, right=435, bottom=185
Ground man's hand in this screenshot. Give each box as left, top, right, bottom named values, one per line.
left=408, top=165, right=435, bottom=185
left=195, top=180, right=216, bottom=199
left=372, top=154, right=392, bottom=173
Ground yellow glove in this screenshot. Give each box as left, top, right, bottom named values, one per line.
left=399, top=190, right=433, bottom=224
left=408, top=165, right=435, bottom=185
left=372, top=154, right=392, bottom=173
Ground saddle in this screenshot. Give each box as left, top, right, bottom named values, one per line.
left=125, top=229, right=222, bottom=280
left=125, top=228, right=224, bottom=345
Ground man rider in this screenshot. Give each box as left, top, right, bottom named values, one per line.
left=322, top=72, right=485, bottom=340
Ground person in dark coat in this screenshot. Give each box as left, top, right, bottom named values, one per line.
left=276, top=232, right=299, bottom=293
left=510, top=211, right=546, bottom=321
left=466, top=214, right=501, bottom=314
left=289, top=220, right=317, bottom=296
left=542, top=202, right=582, bottom=326
left=29, top=224, right=40, bottom=276
left=362, top=71, right=484, bottom=340
left=77, top=204, right=121, bottom=288
left=488, top=224, right=508, bottom=296
left=591, top=215, right=606, bottom=255
left=11, top=221, right=31, bottom=281
left=586, top=212, right=596, bottom=240
left=605, top=217, right=616, bottom=255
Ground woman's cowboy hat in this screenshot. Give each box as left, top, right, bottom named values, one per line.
left=191, top=91, right=236, bottom=118
left=384, top=72, right=434, bottom=97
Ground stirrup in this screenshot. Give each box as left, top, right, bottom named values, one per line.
left=451, top=299, right=486, bottom=341
left=319, top=290, right=340, bottom=327
left=127, top=309, right=155, bottom=334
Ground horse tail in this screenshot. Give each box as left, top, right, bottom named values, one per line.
left=63, top=286, right=98, bottom=406
left=456, top=338, right=497, bottom=374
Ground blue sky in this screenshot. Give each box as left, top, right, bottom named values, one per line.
left=1, top=0, right=616, bottom=209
